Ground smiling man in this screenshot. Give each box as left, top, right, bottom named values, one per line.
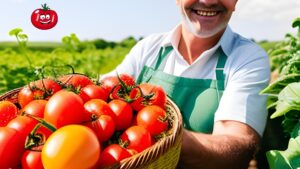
left=108, top=0, right=271, bottom=168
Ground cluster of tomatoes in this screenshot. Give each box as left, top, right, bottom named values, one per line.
left=0, top=74, right=170, bottom=169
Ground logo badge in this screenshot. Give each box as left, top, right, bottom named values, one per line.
left=31, top=3, right=58, bottom=30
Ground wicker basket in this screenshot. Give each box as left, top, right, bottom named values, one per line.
left=0, top=88, right=183, bottom=169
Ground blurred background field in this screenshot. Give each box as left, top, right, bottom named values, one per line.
left=0, top=34, right=138, bottom=94
left=0, top=36, right=277, bottom=95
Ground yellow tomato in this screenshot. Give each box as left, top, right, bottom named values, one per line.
left=42, top=125, right=101, bottom=169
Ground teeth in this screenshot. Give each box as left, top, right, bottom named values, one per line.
left=196, top=10, right=217, bottom=16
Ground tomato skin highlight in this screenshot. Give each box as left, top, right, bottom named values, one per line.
left=21, top=100, right=47, bottom=118
left=22, top=148, right=43, bottom=169
left=79, top=84, right=109, bottom=102
left=108, top=99, right=133, bottom=130
left=0, top=101, right=18, bottom=127
left=84, top=114, right=115, bottom=142
left=137, top=105, right=168, bottom=136
left=98, top=144, right=132, bottom=168
left=44, top=90, right=85, bottom=128
left=0, top=127, right=26, bottom=169
left=120, top=125, right=152, bottom=153
left=42, top=125, right=100, bottom=169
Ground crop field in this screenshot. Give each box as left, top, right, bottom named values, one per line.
left=0, top=30, right=137, bottom=94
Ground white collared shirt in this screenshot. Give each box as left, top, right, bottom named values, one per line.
left=108, top=24, right=271, bottom=136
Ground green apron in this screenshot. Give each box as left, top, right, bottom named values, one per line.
left=137, top=46, right=227, bottom=133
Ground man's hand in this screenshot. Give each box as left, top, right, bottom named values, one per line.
left=177, top=120, right=260, bottom=169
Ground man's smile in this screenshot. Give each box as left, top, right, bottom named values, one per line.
left=193, top=10, right=219, bottom=17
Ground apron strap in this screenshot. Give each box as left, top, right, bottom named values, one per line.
left=154, top=46, right=173, bottom=70
left=215, top=48, right=227, bottom=81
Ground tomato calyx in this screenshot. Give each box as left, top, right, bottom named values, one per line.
left=25, top=124, right=46, bottom=150
left=24, top=114, right=57, bottom=150
left=118, top=138, right=129, bottom=149
left=41, top=3, right=50, bottom=11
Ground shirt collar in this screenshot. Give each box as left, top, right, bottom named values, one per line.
left=161, top=24, right=235, bottom=57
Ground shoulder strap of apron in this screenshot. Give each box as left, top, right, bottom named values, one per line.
left=154, top=46, right=173, bottom=70
left=215, top=48, right=227, bottom=90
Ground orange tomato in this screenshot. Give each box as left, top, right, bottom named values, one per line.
left=41, top=125, right=100, bottom=169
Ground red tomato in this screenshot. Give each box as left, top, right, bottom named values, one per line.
left=7, top=116, right=51, bottom=139
left=58, top=74, right=94, bottom=89
left=0, top=101, right=18, bottom=127
left=84, top=115, right=115, bottom=142
left=98, top=144, right=132, bottom=168
left=41, top=125, right=100, bottom=169
left=18, top=78, right=61, bottom=108
left=79, top=84, right=109, bottom=102
left=84, top=99, right=116, bottom=122
left=137, top=105, right=168, bottom=136
left=131, top=83, right=167, bottom=111
left=31, top=4, right=58, bottom=30
left=101, top=74, right=135, bottom=93
left=120, top=125, right=152, bottom=153
left=22, top=147, right=43, bottom=169
left=21, top=100, right=47, bottom=118
left=0, top=127, right=26, bottom=169
left=44, top=90, right=85, bottom=128
left=108, top=99, right=133, bottom=130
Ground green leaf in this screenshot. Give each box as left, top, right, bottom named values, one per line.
left=291, top=122, right=300, bottom=138
left=283, top=111, right=300, bottom=135
left=292, top=18, right=300, bottom=29
left=267, top=150, right=292, bottom=169
left=9, top=28, right=23, bottom=36
left=62, top=36, right=71, bottom=45
left=70, top=33, right=80, bottom=44
left=260, top=74, right=300, bottom=95
left=267, top=137, right=300, bottom=169
left=271, top=82, right=300, bottom=119
left=18, top=33, right=28, bottom=41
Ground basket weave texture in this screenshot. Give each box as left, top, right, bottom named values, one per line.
left=0, top=88, right=183, bottom=169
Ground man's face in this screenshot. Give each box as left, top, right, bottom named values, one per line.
left=177, top=0, right=238, bottom=38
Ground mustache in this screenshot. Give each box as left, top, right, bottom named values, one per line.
left=189, top=3, right=226, bottom=11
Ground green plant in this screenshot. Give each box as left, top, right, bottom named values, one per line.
left=261, top=17, right=300, bottom=169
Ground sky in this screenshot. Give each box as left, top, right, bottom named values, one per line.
left=0, top=0, right=299, bottom=42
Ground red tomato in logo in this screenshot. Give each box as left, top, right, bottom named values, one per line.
left=31, top=4, right=58, bottom=30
